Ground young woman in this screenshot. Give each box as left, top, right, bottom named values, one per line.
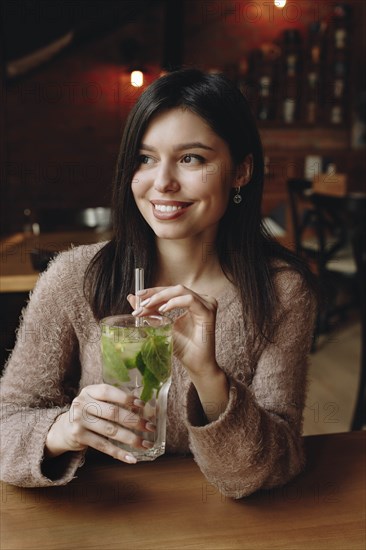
left=0, top=69, right=317, bottom=498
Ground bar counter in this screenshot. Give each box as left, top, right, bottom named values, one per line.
left=0, top=231, right=110, bottom=293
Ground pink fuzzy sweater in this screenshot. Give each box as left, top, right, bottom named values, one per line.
left=0, top=243, right=316, bottom=497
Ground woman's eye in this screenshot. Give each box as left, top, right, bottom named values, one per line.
left=138, top=155, right=153, bottom=165
left=181, top=154, right=204, bottom=165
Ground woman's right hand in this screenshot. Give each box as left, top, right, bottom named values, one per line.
left=44, top=384, right=156, bottom=464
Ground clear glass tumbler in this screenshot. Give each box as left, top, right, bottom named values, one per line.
left=100, top=314, right=173, bottom=461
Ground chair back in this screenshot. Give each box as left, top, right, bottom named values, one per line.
left=286, top=178, right=315, bottom=256
left=310, top=194, right=352, bottom=269
left=287, top=179, right=351, bottom=271
left=350, top=204, right=366, bottom=429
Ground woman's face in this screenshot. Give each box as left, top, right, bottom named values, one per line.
left=131, top=107, right=241, bottom=243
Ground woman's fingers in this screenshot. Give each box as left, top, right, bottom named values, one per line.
left=158, top=293, right=216, bottom=316
left=73, top=397, right=150, bottom=433
left=80, top=383, right=130, bottom=403
left=68, top=384, right=156, bottom=460
left=46, top=384, right=156, bottom=460
left=76, top=429, right=138, bottom=463
left=80, top=419, right=151, bottom=451
left=129, top=288, right=168, bottom=314
left=127, top=293, right=136, bottom=309
left=80, top=384, right=141, bottom=410
left=132, top=285, right=217, bottom=316
left=75, top=385, right=155, bottom=431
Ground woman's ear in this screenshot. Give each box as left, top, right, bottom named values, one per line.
left=233, top=154, right=253, bottom=188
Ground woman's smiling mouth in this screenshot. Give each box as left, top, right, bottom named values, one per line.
left=151, top=201, right=193, bottom=219
left=155, top=204, right=183, bottom=212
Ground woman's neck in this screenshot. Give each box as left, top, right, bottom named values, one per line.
left=153, top=237, right=231, bottom=296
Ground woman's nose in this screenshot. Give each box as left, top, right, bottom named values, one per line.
left=153, top=163, right=180, bottom=193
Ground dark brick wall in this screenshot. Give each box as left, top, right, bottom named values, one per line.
left=1, top=0, right=364, bottom=235
left=1, top=2, right=165, bottom=235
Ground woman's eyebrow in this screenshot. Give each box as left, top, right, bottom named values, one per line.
left=139, top=142, right=215, bottom=152
left=139, top=144, right=156, bottom=152
left=173, top=142, right=215, bottom=151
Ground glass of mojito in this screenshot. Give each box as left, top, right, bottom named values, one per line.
left=100, top=314, right=173, bottom=461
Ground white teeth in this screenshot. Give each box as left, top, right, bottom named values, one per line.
left=154, top=204, right=183, bottom=212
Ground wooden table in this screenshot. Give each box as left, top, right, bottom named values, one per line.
left=0, top=231, right=111, bottom=293
left=1, top=432, right=365, bottom=550
left=0, top=230, right=294, bottom=294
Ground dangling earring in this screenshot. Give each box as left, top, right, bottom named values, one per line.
left=233, top=186, right=242, bottom=204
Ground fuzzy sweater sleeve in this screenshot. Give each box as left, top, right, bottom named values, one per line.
left=184, top=270, right=317, bottom=498
left=0, top=253, right=86, bottom=487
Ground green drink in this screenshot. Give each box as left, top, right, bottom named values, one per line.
left=100, top=314, right=173, bottom=461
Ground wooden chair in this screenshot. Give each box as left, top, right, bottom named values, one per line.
left=287, top=179, right=358, bottom=334
left=350, top=212, right=366, bottom=430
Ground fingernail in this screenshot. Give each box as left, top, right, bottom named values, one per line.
left=145, top=422, right=156, bottom=431
left=158, top=303, right=167, bottom=312
left=142, top=440, right=154, bottom=449
left=136, top=289, right=147, bottom=296
left=133, top=399, right=145, bottom=408
left=140, top=298, right=150, bottom=307
left=132, top=307, right=143, bottom=316
left=125, top=454, right=137, bottom=464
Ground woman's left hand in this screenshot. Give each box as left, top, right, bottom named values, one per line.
left=128, top=285, right=219, bottom=381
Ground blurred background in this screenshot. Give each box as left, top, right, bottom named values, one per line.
left=0, top=0, right=365, bottom=434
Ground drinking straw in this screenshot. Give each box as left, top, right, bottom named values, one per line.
left=135, top=267, right=144, bottom=327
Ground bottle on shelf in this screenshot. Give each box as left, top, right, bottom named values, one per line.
left=280, top=29, right=302, bottom=124
left=303, top=21, right=327, bottom=124
left=246, top=46, right=279, bottom=122
left=325, top=2, right=352, bottom=125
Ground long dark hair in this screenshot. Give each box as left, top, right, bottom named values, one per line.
left=84, top=68, right=317, bottom=341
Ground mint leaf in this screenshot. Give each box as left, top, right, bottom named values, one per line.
left=140, top=367, right=160, bottom=402
left=141, top=335, right=172, bottom=383
left=135, top=352, right=146, bottom=375
left=101, top=336, right=130, bottom=383
left=124, top=357, right=136, bottom=370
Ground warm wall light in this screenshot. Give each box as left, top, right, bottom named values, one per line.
left=274, top=0, right=287, bottom=7
left=130, top=70, right=144, bottom=87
